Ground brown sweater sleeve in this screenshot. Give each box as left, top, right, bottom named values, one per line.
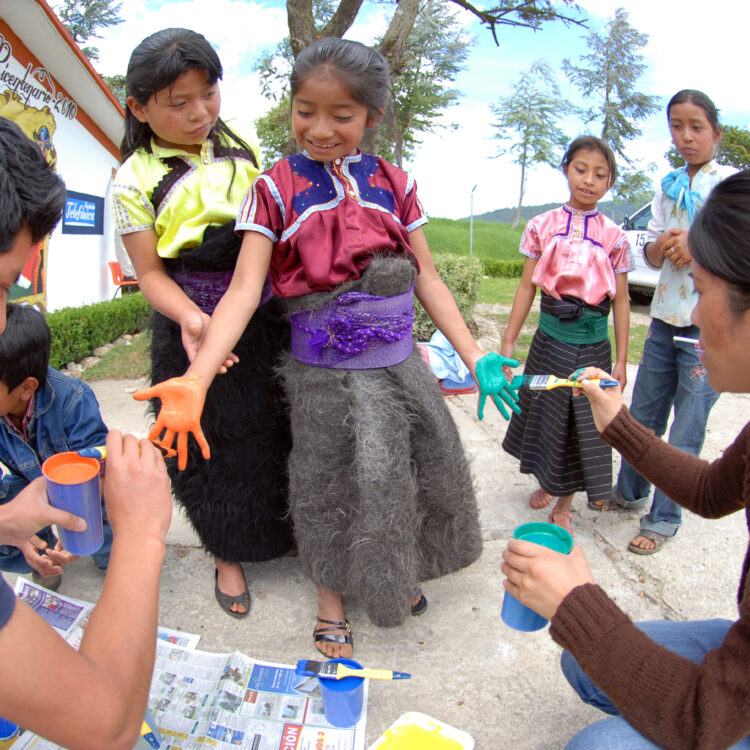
left=548, top=409, right=750, bottom=749
left=601, top=406, right=748, bottom=518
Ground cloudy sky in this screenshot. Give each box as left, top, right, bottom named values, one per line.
left=93, top=0, right=750, bottom=219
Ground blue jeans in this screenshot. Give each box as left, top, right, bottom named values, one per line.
left=561, top=619, right=750, bottom=749
left=615, top=319, right=718, bottom=536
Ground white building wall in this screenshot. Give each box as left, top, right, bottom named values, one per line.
left=46, top=118, right=119, bottom=311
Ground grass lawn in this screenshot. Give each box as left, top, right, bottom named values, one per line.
left=424, top=217, right=524, bottom=261
left=80, top=332, right=151, bottom=382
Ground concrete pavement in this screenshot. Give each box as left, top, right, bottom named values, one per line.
left=8, top=368, right=748, bottom=748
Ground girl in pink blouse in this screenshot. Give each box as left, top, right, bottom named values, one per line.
left=500, top=136, right=632, bottom=535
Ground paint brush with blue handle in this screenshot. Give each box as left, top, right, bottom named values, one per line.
left=511, top=374, right=619, bottom=391
left=78, top=443, right=176, bottom=459
left=296, top=660, right=410, bottom=681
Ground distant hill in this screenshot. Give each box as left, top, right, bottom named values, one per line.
left=472, top=199, right=645, bottom=225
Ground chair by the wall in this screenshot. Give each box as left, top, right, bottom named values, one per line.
left=108, top=261, right=139, bottom=298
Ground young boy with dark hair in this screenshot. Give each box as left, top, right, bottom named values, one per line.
left=0, top=303, right=112, bottom=589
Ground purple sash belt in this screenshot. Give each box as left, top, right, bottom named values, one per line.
left=290, top=287, right=414, bottom=369
left=170, top=270, right=273, bottom=314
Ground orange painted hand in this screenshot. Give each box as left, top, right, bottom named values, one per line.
left=133, top=375, right=210, bottom=470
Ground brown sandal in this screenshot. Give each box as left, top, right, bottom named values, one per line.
left=313, top=617, right=353, bottom=654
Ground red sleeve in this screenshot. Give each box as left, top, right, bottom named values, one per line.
left=235, top=168, right=287, bottom=241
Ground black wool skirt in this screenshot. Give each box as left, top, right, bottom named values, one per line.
left=150, top=224, right=293, bottom=562
left=502, top=328, right=613, bottom=503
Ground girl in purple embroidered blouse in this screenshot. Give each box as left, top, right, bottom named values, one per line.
left=137, top=37, right=520, bottom=659
left=500, top=136, right=632, bottom=535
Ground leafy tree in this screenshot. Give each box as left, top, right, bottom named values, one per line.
left=54, top=0, right=123, bottom=62
left=255, top=95, right=297, bottom=163
left=666, top=125, right=750, bottom=171
left=611, top=166, right=654, bottom=208
left=102, top=73, right=126, bottom=108
left=380, top=2, right=472, bottom=167
left=255, top=0, right=473, bottom=163
left=490, top=59, right=571, bottom=227
left=563, top=6, right=659, bottom=165
left=257, top=0, right=582, bottom=161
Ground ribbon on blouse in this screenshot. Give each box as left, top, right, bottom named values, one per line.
left=661, top=168, right=703, bottom=222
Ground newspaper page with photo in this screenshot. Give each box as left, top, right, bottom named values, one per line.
left=147, top=643, right=367, bottom=749
left=6, top=581, right=367, bottom=750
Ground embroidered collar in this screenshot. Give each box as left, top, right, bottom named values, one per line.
left=563, top=203, right=600, bottom=217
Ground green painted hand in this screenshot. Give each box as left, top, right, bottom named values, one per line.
left=475, top=352, right=522, bottom=421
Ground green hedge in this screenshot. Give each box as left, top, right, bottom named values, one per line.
left=482, top=258, right=524, bottom=278
left=48, top=292, right=152, bottom=369
left=413, top=253, right=482, bottom=342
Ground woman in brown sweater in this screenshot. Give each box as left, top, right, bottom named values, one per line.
left=502, top=170, right=750, bottom=750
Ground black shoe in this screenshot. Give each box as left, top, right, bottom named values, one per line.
left=31, top=570, right=62, bottom=592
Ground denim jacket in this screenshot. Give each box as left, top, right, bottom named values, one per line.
left=0, top=367, right=108, bottom=503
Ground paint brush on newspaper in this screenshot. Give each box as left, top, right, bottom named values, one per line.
left=78, top=443, right=177, bottom=460
left=512, top=374, right=619, bottom=391
left=295, top=660, right=410, bottom=681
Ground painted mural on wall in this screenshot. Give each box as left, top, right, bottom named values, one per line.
left=0, top=24, right=78, bottom=310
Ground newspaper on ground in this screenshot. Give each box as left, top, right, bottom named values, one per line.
left=8, top=579, right=367, bottom=750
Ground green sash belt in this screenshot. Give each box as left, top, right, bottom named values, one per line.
left=538, top=309, right=609, bottom=344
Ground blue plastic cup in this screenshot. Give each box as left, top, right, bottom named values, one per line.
left=502, top=522, right=574, bottom=632
left=0, top=717, right=19, bottom=740
left=318, top=658, right=365, bottom=727
left=42, top=452, right=103, bottom=556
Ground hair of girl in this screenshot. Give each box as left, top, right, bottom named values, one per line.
left=290, top=37, right=392, bottom=123
left=667, top=89, right=721, bottom=132
left=120, top=27, right=258, bottom=174
left=561, top=135, right=618, bottom=188
left=689, top=170, right=750, bottom=313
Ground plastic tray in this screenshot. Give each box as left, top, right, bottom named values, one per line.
left=367, top=711, right=474, bottom=749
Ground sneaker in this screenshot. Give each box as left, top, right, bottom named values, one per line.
left=31, top=570, right=62, bottom=592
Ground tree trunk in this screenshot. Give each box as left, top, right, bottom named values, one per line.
left=287, top=0, right=316, bottom=57
left=377, top=0, right=421, bottom=79
left=322, top=0, right=366, bottom=39
left=513, top=157, right=526, bottom=228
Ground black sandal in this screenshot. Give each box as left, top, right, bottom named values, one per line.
left=214, top=568, right=251, bottom=619
left=314, top=616, right=353, bottom=654
left=411, top=588, right=428, bottom=616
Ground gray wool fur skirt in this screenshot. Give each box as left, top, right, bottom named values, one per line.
left=281, top=255, right=482, bottom=627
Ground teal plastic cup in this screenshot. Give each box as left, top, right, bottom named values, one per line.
left=502, top=522, right=574, bottom=631
left=318, top=658, right=365, bottom=727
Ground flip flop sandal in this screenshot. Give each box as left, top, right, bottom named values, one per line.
left=588, top=497, right=628, bottom=512
left=628, top=529, right=669, bottom=556
left=548, top=509, right=574, bottom=536
left=411, top=588, right=428, bottom=616
left=314, top=617, right=353, bottom=654
left=214, top=568, right=251, bottom=619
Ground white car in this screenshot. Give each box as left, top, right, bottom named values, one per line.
left=622, top=202, right=660, bottom=300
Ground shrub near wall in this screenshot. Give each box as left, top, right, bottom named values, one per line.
left=414, top=253, right=482, bottom=342
left=48, top=292, right=152, bottom=369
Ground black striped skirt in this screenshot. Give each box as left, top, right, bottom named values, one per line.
left=502, top=328, right=612, bottom=502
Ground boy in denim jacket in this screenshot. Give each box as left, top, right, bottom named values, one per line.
left=0, top=303, right=111, bottom=589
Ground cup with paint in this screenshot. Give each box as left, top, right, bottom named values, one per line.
left=502, top=521, right=574, bottom=632
left=42, top=452, right=102, bottom=556
left=0, top=717, right=19, bottom=741
left=318, top=658, right=365, bottom=727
